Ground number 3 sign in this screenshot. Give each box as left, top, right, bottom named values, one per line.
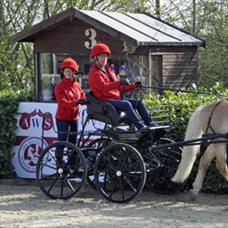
left=84, top=28, right=97, bottom=49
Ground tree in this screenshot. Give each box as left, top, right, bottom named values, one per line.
left=0, top=0, right=227, bottom=90
left=151, top=0, right=228, bottom=87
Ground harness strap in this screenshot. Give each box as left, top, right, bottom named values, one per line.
left=204, top=100, right=225, bottom=135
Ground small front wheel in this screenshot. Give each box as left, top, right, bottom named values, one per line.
left=84, top=137, right=111, bottom=189
left=36, top=141, right=87, bottom=199
left=146, top=138, right=183, bottom=194
left=94, top=143, right=146, bottom=203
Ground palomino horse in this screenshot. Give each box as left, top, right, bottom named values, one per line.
left=171, top=99, right=228, bottom=198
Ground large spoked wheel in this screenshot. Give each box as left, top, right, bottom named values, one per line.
left=84, top=137, right=111, bottom=189
left=36, top=141, right=87, bottom=199
left=94, top=143, right=146, bottom=203
left=146, top=138, right=183, bottom=194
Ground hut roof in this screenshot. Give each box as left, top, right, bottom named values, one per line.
left=10, top=8, right=205, bottom=47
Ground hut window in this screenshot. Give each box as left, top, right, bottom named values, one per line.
left=40, top=53, right=60, bottom=102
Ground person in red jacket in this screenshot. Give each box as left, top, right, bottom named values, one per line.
left=55, top=57, right=86, bottom=146
left=88, top=42, right=153, bottom=131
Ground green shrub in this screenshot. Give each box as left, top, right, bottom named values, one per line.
left=0, top=89, right=33, bottom=178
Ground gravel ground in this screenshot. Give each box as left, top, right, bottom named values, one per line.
left=0, top=179, right=228, bottom=228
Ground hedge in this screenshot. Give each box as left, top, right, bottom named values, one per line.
left=0, top=89, right=33, bottom=178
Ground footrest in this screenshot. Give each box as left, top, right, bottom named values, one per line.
left=139, top=127, right=167, bottom=141
left=100, top=129, right=140, bottom=141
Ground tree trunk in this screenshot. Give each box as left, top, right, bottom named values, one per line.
left=155, top=0, right=161, bottom=18
left=192, top=0, right=196, bottom=35
left=43, top=0, right=50, bottom=19
left=0, top=1, right=3, bottom=31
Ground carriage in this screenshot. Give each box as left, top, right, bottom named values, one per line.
left=36, top=91, right=228, bottom=203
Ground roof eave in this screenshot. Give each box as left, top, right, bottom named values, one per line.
left=138, top=41, right=205, bottom=47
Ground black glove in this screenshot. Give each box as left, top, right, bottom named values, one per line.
left=120, top=78, right=130, bottom=86
left=135, top=81, right=143, bottom=88
left=76, top=99, right=88, bottom=105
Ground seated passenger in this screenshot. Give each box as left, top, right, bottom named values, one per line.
left=88, top=42, right=153, bottom=131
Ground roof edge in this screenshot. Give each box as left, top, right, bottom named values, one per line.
left=139, top=41, right=205, bottom=47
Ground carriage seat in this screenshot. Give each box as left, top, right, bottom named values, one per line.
left=86, top=92, right=129, bottom=127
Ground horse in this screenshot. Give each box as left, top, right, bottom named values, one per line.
left=171, top=99, right=228, bottom=199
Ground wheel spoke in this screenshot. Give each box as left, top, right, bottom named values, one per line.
left=47, top=177, right=59, bottom=194
left=40, top=162, right=56, bottom=171
left=60, top=177, right=64, bottom=197
left=119, top=178, right=125, bottom=200
left=124, top=177, right=137, bottom=192
left=107, top=179, right=119, bottom=198
left=66, top=179, right=77, bottom=193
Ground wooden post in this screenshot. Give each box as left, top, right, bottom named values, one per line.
left=34, top=52, right=41, bottom=101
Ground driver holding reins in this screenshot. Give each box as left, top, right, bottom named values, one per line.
left=88, top=42, right=153, bottom=132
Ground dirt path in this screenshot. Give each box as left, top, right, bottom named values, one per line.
left=0, top=179, right=228, bottom=228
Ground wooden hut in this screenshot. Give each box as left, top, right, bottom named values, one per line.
left=10, top=7, right=205, bottom=101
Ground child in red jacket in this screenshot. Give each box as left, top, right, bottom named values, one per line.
left=55, top=57, right=86, bottom=145
left=88, top=42, right=153, bottom=131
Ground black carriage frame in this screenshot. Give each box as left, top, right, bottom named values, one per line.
left=36, top=93, right=228, bottom=203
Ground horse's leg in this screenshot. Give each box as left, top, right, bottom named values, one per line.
left=215, top=143, right=228, bottom=181
left=191, top=144, right=215, bottom=199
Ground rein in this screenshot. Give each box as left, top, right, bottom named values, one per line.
left=139, top=86, right=195, bottom=94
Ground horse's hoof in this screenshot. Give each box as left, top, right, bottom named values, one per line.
left=189, top=190, right=198, bottom=201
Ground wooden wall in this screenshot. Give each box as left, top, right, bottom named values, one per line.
left=148, top=46, right=198, bottom=88
left=163, top=49, right=198, bottom=88
left=34, top=18, right=124, bottom=54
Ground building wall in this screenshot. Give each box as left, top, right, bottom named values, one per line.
left=162, top=48, right=198, bottom=88
left=34, top=18, right=124, bottom=54
left=147, top=46, right=198, bottom=89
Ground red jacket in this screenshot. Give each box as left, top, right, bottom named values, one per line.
left=88, top=63, right=135, bottom=100
left=55, top=77, right=85, bottom=121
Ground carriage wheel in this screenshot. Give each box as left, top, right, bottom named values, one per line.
left=84, top=137, right=111, bottom=189
left=94, top=143, right=146, bottom=203
left=146, top=138, right=183, bottom=194
left=36, top=141, right=87, bottom=199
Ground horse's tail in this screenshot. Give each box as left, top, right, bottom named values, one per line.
left=171, top=106, right=204, bottom=183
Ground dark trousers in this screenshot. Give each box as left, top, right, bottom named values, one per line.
left=56, top=119, right=78, bottom=145
left=107, top=99, right=152, bottom=130
left=55, top=119, right=78, bottom=161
